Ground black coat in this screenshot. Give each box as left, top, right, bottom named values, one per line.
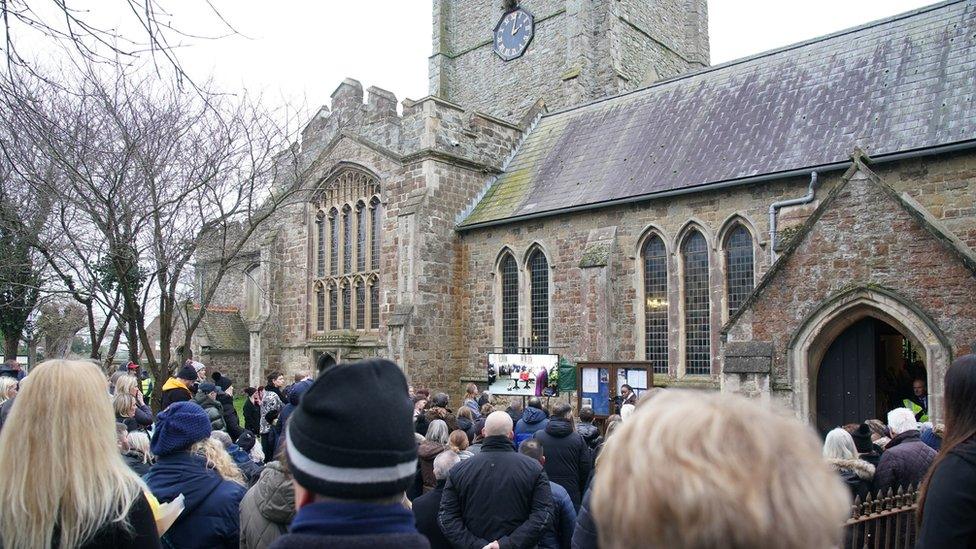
left=160, top=381, right=192, bottom=411
left=124, top=451, right=152, bottom=477
left=243, top=398, right=261, bottom=434
left=413, top=480, right=452, bottom=549
left=575, top=422, right=600, bottom=450
left=917, top=438, right=976, bottom=548
left=439, top=435, right=553, bottom=549
left=874, top=430, right=936, bottom=494
left=216, top=392, right=243, bottom=440
left=75, top=492, right=161, bottom=549
left=533, top=418, right=592, bottom=509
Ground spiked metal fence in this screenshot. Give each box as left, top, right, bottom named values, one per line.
left=844, top=485, right=919, bottom=549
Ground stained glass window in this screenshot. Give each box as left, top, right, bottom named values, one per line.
left=726, top=225, right=754, bottom=316
left=501, top=254, right=519, bottom=353
left=342, top=284, right=350, bottom=329
left=643, top=235, right=668, bottom=374
left=683, top=231, right=711, bottom=375
left=529, top=250, right=549, bottom=354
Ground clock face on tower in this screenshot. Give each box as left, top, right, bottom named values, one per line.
left=493, top=8, right=534, bottom=61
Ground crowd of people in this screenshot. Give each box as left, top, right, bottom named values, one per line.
left=0, top=354, right=974, bottom=548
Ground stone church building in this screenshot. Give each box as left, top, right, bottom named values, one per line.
left=195, top=0, right=976, bottom=429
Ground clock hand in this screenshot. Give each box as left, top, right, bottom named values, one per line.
left=511, top=20, right=521, bottom=35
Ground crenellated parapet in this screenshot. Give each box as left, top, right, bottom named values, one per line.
left=294, top=77, right=525, bottom=177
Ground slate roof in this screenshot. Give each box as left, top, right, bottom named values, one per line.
left=459, top=0, right=976, bottom=228
left=200, top=308, right=249, bottom=353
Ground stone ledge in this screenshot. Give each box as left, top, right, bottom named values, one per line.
left=724, top=341, right=773, bottom=358
left=724, top=356, right=772, bottom=374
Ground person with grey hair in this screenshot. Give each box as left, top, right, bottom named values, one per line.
left=822, top=428, right=875, bottom=500
left=412, top=451, right=460, bottom=549
left=418, top=419, right=449, bottom=492
left=874, top=407, right=936, bottom=493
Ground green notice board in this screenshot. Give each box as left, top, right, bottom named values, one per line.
left=557, top=358, right=577, bottom=393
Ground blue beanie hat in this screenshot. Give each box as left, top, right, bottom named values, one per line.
left=151, top=401, right=212, bottom=456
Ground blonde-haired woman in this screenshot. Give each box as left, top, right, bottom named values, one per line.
left=115, top=374, right=153, bottom=429
left=0, top=376, right=17, bottom=404
left=144, top=401, right=246, bottom=549
left=591, top=391, right=850, bottom=549
left=0, top=359, right=160, bottom=548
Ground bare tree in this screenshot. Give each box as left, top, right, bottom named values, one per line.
left=1, top=1, right=238, bottom=86
left=0, top=131, right=50, bottom=360
left=36, top=298, right=86, bottom=358
left=4, top=64, right=302, bottom=409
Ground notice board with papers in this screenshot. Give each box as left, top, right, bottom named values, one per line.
left=576, top=362, right=655, bottom=419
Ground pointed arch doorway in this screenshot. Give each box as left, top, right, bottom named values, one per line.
left=814, top=317, right=926, bottom=434
left=788, top=287, right=951, bottom=431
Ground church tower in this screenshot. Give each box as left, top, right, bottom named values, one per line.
left=429, top=0, right=710, bottom=123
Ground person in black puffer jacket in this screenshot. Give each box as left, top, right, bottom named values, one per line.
left=575, top=407, right=601, bottom=450
left=534, top=403, right=592, bottom=509
left=213, top=373, right=243, bottom=440
left=243, top=387, right=261, bottom=434
left=439, top=411, right=553, bottom=549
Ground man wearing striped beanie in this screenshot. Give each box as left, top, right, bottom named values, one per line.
left=269, top=358, right=430, bottom=549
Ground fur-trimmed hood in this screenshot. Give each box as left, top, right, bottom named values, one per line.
left=828, top=458, right=876, bottom=480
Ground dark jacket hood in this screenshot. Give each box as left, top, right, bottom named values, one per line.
left=457, top=416, right=474, bottom=431
left=545, top=417, right=574, bottom=438
left=145, top=453, right=226, bottom=515
left=521, top=407, right=547, bottom=425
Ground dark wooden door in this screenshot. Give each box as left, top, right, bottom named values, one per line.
left=816, top=318, right=876, bottom=435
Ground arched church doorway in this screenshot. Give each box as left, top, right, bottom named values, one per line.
left=815, top=317, right=926, bottom=434
left=314, top=351, right=336, bottom=373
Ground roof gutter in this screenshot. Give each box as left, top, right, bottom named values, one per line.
left=455, top=138, right=976, bottom=232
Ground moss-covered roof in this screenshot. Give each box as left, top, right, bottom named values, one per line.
left=460, top=0, right=976, bottom=228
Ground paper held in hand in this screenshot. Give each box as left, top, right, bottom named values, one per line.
left=155, top=493, right=185, bottom=536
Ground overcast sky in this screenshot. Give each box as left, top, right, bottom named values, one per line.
left=161, top=0, right=938, bottom=113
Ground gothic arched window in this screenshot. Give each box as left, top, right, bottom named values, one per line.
left=683, top=230, right=710, bottom=375
left=356, top=201, right=367, bottom=272
left=642, top=234, right=668, bottom=374
left=528, top=249, right=549, bottom=354
left=316, top=213, right=326, bottom=278
left=370, top=197, right=382, bottom=272
left=315, top=284, right=325, bottom=332
left=500, top=253, right=519, bottom=353
left=355, top=279, right=366, bottom=330
left=329, top=208, right=339, bottom=277
left=312, top=169, right=381, bottom=333
left=725, top=224, right=754, bottom=316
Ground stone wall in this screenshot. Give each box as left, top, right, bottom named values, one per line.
left=430, top=0, right=709, bottom=123
left=457, top=153, right=976, bottom=390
